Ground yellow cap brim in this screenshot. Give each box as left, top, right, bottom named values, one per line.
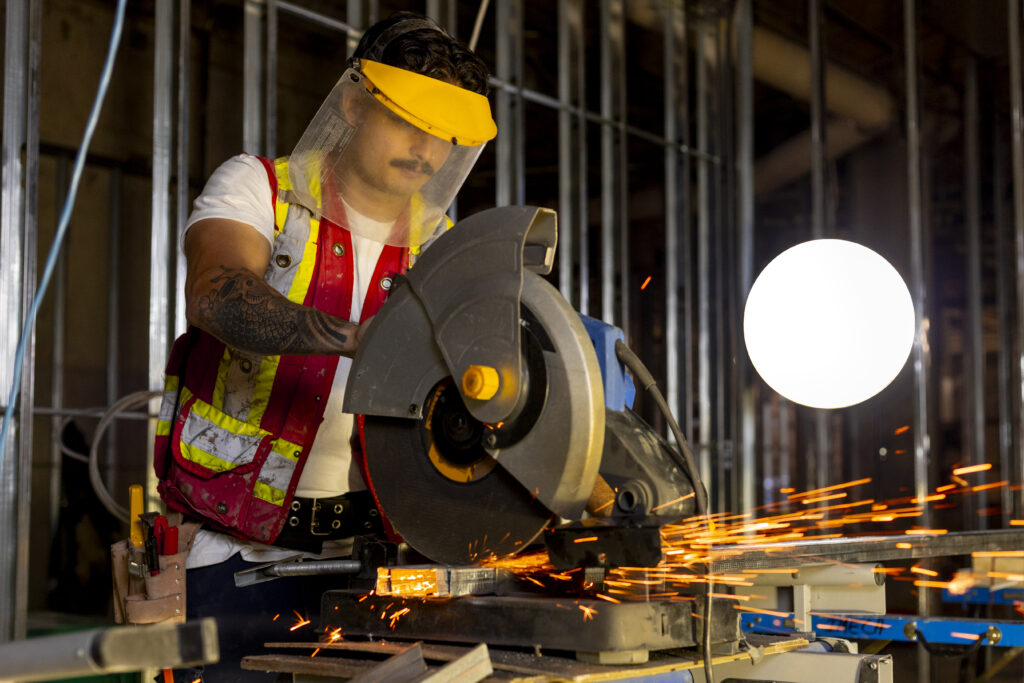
left=360, top=59, right=497, bottom=147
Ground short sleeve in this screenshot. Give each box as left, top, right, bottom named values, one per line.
left=182, top=154, right=275, bottom=250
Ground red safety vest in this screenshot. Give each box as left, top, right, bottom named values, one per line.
left=154, top=156, right=408, bottom=545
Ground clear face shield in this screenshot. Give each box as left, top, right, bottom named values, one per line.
left=288, top=60, right=497, bottom=248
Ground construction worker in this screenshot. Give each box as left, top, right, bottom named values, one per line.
left=153, top=12, right=496, bottom=681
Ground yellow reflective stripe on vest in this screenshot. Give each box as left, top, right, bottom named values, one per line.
left=246, top=354, right=281, bottom=426
left=156, top=376, right=180, bottom=437
left=211, top=346, right=231, bottom=412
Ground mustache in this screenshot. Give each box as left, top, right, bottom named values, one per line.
left=390, top=158, right=435, bottom=176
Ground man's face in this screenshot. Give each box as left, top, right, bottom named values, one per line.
left=344, top=97, right=454, bottom=199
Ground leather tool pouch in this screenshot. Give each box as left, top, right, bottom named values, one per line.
left=111, top=514, right=201, bottom=624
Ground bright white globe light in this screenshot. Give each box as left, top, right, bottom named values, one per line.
left=743, top=239, right=915, bottom=409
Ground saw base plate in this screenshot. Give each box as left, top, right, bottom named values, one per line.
left=321, top=592, right=741, bottom=655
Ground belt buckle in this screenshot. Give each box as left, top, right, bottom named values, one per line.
left=310, top=499, right=331, bottom=536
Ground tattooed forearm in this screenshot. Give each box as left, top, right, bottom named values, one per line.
left=194, top=267, right=360, bottom=356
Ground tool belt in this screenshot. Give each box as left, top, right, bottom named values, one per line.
left=274, top=490, right=384, bottom=553
left=111, top=512, right=201, bottom=625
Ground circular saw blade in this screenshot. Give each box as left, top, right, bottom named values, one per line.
left=362, top=271, right=602, bottom=565
left=364, top=410, right=552, bottom=565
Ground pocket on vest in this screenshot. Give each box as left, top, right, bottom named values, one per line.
left=170, top=394, right=272, bottom=480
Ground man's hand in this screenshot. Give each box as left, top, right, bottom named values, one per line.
left=184, top=218, right=360, bottom=357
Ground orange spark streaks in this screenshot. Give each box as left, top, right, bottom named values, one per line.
left=780, top=487, right=795, bottom=494
left=652, top=493, right=696, bottom=512
left=640, top=276, right=652, bottom=290
left=910, top=566, right=938, bottom=577
left=911, top=494, right=946, bottom=504
left=905, top=528, right=948, bottom=535
left=388, top=607, right=411, bottom=629
left=310, top=648, right=321, bottom=658
left=817, top=624, right=846, bottom=631
left=593, top=499, right=614, bottom=513
left=579, top=604, right=598, bottom=621
left=952, top=463, right=992, bottom=476
left=708, top=593, right=750, bottom=601
left=1011, top=520, right=1024, bottom=526
left=809, top=613, right=891, bottom=629
left=936, top=484, right=957, bottom=492
left=896, top=542, right=913, bottom=549
left=971, top=481, right=1008, bottom=492
left=973, top=551, right=1024, bottom=558
left=290, top=611, right=311, bottom=631
left=894, top=425, right=910, bottom=435
left=786, top=478, right=872, bottom=501
left=800, top=492, right=848, bottom=505
left=914, top=580, right=953, bottom=589
left=950, top=632, right=981, bottom=641
left=734, top=605, right=791, bottom=618
left=596, top=594, right=622, bottom=604
left=272, top=614, right=280, bottom=621
left=573, top=536, right=599, bottom=544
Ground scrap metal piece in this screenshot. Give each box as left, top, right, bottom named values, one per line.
left=375, top=565, right=515, bottom=598
left=234, top=557, right=362, bottom=587
left=0, top=618, right=218, bottom=681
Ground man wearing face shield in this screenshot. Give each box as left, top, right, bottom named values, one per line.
left=151, top=13, right=495, bottom=681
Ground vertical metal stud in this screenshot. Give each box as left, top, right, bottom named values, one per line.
left=735, top=0, right=755, bottom=512
left=809, top=0, right=830, bottom=492
left=151, top=0, right=174, bottom=503
left=994, top=110, right=1015, bottom=520
left=665, top=2, right=684, bottom=430
left=904, top=2, right=931, bottom=679
left=265, top=0, right=277, bottom=158
left=49, top=156, right=69, bottom=533
left=558, top=0, right=582, bottom=306
left=696, top=21, right=713, bottom=497
left=107, top=170, right=122, bottom=476
left=174, top=0, right=191, bottom=336
left=600, top=0, right=624, bottom=327
left=243, top=0, right=264, bottom=155
left=964, top=55, right=985, bottom=528
left=496, top=0, right=524, bottom=207
left=577, top=4, right=590, bottom=317
left=0, top=0, right=41, bottom=641
left=1009, top=0, right=1024, bottom=519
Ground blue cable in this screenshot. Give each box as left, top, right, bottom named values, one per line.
left=0, top=0, right=128, bottom=469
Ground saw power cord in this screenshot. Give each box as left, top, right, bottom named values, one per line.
left=614, top=339, right=716, bottom=683
left=0, top=0, right=128, bottom=473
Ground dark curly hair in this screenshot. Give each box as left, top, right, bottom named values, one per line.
left=352, top=12, right=489, bottom=96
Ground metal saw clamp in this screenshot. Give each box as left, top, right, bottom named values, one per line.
left=345, top=206, right=698, bottom=566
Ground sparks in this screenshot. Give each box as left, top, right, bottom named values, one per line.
left=950, top=632, right=981, bottom=641
left=573, top=536, right=599, bottom=543
left=290, top=611, right=311, bottom=631
left=640, top=275, right=652, bottom=290
left=310, top=648, right=321, bottom=657
left=651, top=492, right=696, bottom=512
left=272, top=614, right=279, bottom=621
left=894, top=425, right=910, bottom=435
left=952, top=463, right=992, bottom=476
left=578, top=604, right=598, bottom=621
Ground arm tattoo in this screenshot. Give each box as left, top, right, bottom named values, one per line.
left=195, top=267, right=359, bottom=356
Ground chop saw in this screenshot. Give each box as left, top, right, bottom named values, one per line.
left=344, top=205, right=703, bottom=567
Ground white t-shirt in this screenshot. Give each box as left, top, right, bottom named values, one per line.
left=182, top=153, right=390, bottom=567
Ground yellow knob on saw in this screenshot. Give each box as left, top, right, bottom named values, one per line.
left=461, top=365, right=499, bottom=400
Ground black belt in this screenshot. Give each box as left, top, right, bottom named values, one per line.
left=274, top=490, right=384, bottom=553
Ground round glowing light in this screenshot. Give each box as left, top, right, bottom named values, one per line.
left=743, top=239, right=915, bottom=409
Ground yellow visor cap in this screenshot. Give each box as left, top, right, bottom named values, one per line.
left=360, top=59, right=497, bottom=147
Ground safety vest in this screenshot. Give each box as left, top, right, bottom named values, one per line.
left=154, top=156, right=409, bottom=545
